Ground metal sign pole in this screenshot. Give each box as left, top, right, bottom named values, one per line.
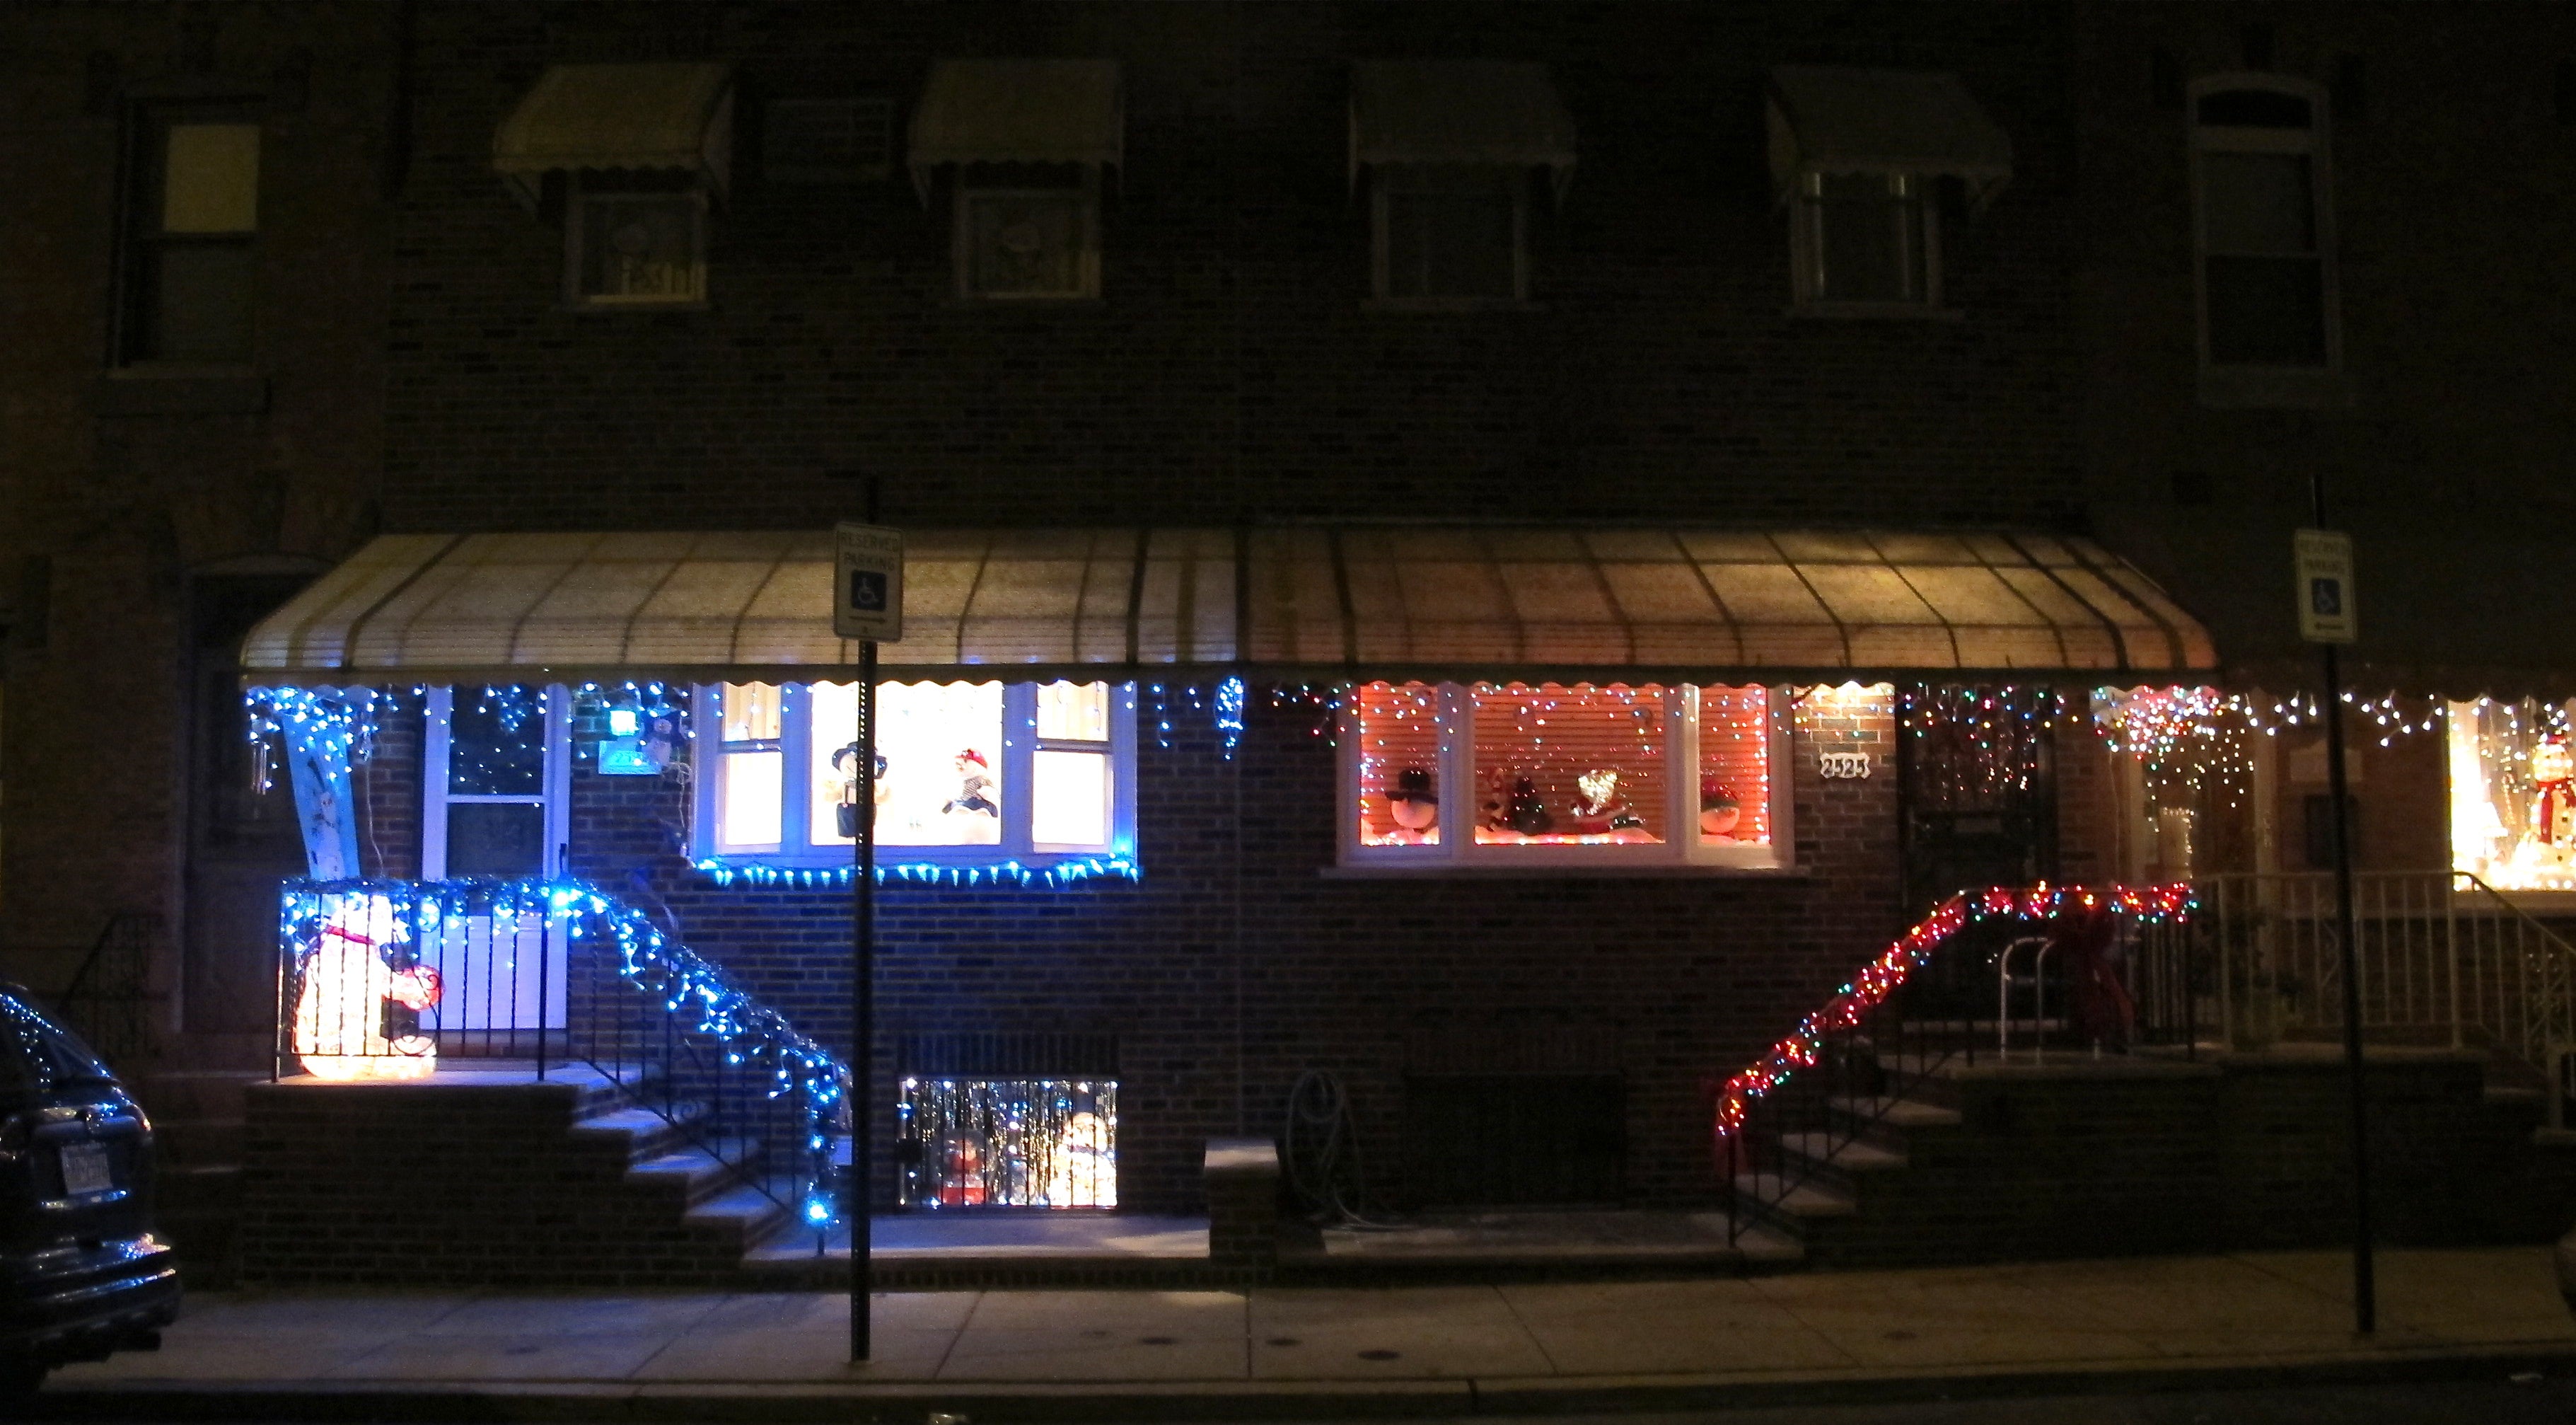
left=2305, top=476, right=2374, bottom=1337
left=850, top=635, right=876, bottom=1361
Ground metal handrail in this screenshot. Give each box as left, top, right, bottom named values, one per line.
left=275, top=877, right=851, bottom=1242
left=56, top=911, right=161, bottom=1066
left=1714, top=884, right=2196, bottom=1249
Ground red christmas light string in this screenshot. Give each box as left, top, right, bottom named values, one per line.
left=1710, top=883, right=2194, bottom=1145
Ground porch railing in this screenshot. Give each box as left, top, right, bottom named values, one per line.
left=1714, top=884, right=2196, bottom=1247
left=2188, top=870, right=2576, bottom=1082
left=274, top=878, right=850, bottom=1238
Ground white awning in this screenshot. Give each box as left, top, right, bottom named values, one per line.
left=241, top=528, right=2214, bottom=688
left=908, top=59, right=1123, bottom=198
left=1766, top=66, right=2013, bottom=212
left=492, top=62, right=736, bottom=208
left=1350, top=60, right=1577, bottom=202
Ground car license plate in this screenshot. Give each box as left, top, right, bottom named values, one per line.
left=59, top=1141, right=112, bottom=1198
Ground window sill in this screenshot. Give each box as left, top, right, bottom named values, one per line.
left=1363, top=297, right=1545, bottom=314
left=2196, top=366, right=2350, bottom=410
left=1785, top=302, right=1963, bottom=321
left=945, top=296, right=1106, bottom=311
left=1322, top=862, right=1804, bottom=880
left=92, top=369, right=269, bottom=416
left=562, top=298, right=710, bottom=314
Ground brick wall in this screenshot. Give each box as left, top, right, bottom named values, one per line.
left=505, top=683, right=1906, bottom=1214
left=378, top=1, right=2084, bottom=535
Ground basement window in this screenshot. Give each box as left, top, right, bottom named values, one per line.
left=897, top=1077, right=1118, bottom=1208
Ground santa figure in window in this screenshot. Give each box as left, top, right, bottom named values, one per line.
left=2533, top=735, right=2576, bottom=852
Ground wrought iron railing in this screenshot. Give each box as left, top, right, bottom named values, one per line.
left=274, top=878, right=849, bottom=1238
left=57, top=911, right=161, bottom=1066
left=1714, top=884, right=2196, bottom=1247
left=2187, top=870, right=2576, bottom=1083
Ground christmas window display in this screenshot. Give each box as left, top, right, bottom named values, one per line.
left=695, top=681, right=1135, bottom=879
left=2449, top=698, right=2576, bottom=893
left=1344, top=681, right=1785, bottom=870
left=898, top=1078, right=1117, bottom=1208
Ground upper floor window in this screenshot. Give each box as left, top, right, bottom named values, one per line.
left=1374, top=165, right=1524, bottom=304
left=956, top=173, right=1100, bottom=301
left=1766, top=67, right=2010, bottom=318
left=695, top=680, right=1135, bottom=873
left=567, top=182, right=707, bottom=308
left=910, top=59, right=1123, bottom=305
left=120, top=113, right=260, bottom=364
left=2192, top=77, right=2339, bottom=393
left=1792, top=171, right=1936, bottom=308
left=1342, top=681, right=1788, bottom=872
left=492, top=62, right=734, bottom=311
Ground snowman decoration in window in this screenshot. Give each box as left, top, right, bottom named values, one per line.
left=830, top=742, right=892, bottom=839
left=943, top=748, right=999, bottom=819
left=1383, top=766, right=1439, bottom=843
left=2525, top=734, right=2576, bottom=872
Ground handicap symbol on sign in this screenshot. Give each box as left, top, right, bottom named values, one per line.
left=849, top=570, right=888, bottom=612
left=2309, top=577, right=2342, bottom=617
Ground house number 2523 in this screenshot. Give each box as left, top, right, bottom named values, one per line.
left=1817, top=750, right=1873, bottom=779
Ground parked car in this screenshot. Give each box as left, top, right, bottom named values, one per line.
left=0, top=982, right=179, bottom=1395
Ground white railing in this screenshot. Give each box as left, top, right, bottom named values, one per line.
left=2190, top=871, right=2576, bottom=1079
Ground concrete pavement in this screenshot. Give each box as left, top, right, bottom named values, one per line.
left=30, top=1246, right=2576, bottom=1420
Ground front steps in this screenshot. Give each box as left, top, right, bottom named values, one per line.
left=239, top=1064, right=791, bottom=1288
left=1735, top=1043, right=2576, bottom=1270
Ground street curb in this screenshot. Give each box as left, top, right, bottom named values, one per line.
left=23, top=1345, right=2576, bottom=1421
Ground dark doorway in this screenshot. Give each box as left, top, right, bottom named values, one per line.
left=1898, top=684, right=2062, bottom=912
left=181, top=572, right=313, bottom=1037
left=1401, top=1073, right=1624, bottom=1207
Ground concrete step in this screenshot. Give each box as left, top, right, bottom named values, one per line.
left=629, top=1141, right=767, bottom=1208
left=569, top=1102, right=706, bottom=1162
left=1731, top=1172, right=1857, bottom=1221
left=1827, top=1094, right=1963, bottom=1132
left=685, top=1182, right=791, bottom=1247
left=1774, top=1131, right=1909, bottom=1191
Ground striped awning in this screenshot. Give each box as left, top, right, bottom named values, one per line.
left=239, top=527, right=2215, bottom=686
left=492, top=63, right=736, bottom=208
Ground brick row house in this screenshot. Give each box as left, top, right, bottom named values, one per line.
left=5, top=1, right=2575, bottom=1281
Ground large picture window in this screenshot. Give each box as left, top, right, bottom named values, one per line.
left=695, top=680, right=1134, bottom=872
left=2449, top=698, right=2576, bottom=894
left=1345, top=682, right=1787, bottom=870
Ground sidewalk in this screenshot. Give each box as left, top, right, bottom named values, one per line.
left=34, top=1246, right=2576, bottom=1420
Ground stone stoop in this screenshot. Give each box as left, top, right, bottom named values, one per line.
left=135, top=1068, right=270, bottom=1289
left=238, top=1064, right=791, bottom=1288
left=1734, top=1045, right=2576, bottom=1271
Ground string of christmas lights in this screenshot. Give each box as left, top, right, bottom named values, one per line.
left=690, top=855, right=1140, bottom=889
left=282, top=875, right=852, bottom=1228
left=1710, top=882, right=2195, bottom=1144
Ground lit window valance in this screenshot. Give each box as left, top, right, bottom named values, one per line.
left=1350, top=59, right=1578, bottom=204
left=492, top=62, right=736, bottom=209
left=1765, top=65, right=2013, bottom=214
left=907, top=59, right=1124, bottom=200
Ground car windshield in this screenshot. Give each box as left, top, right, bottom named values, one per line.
left=0, top=991, right=119, bottom=1092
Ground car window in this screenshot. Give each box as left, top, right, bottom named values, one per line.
left=0, top=992, right=117, bottom=1090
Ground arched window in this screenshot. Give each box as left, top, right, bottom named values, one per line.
left=2191, top=75, right=2340, bottom=391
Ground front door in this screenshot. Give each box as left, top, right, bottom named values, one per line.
left=1897, top=684, right=2062, bottom=913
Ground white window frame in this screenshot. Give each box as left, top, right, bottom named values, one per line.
left=1369, top=164, right=1529, bottom=308
left=1788, top=169, right=1944, bottom=315
left=422, top=685, right=572, bottom=881
left=2189, top=73, right=2343, bottom=405
left=1337, top=683, right=1794, bottom=872
left=564, top=185, right=709, bottom=310
left=690, top=680, right=1138, bottom=872
left=953, top=173, right=1102, bottom=301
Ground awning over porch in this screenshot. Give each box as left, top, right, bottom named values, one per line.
left=238, top=527, right=2217, bottom=687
